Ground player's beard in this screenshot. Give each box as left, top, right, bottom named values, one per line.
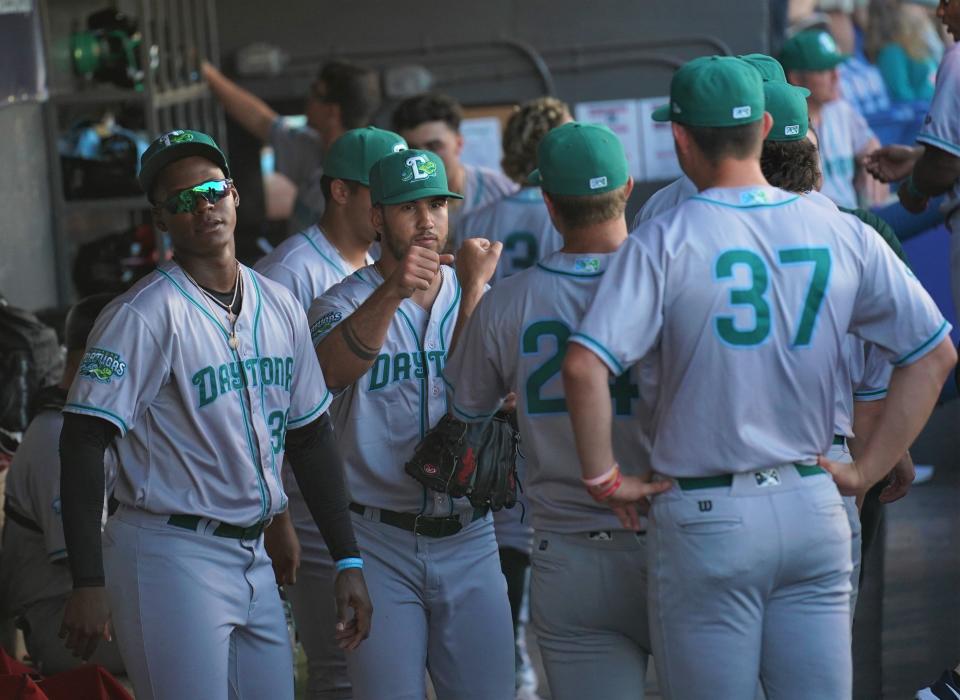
left=379, top=220, right=447, bottom=261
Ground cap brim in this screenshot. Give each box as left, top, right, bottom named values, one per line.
left=651, top=104, right=672, bottom=122
left=139, top=143, right=230, bottom=196
left=377, top=188, right=464, bottom=206
left=527, top=169, right=543, bottom=186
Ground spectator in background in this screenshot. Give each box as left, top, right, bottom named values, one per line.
left=866, top=0, right=939, bottom=102
left=816, top=0, right=866, bottom=54
left=391, top=93, right=517, bottom=240
left=781, top=29, right=887, bottom=207
left=203, top=60, right=381, bottom=232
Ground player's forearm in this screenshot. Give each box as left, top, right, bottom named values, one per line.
left=201, top=60, right=277, bottom=143
left=849, top=398, right=884, bottom=460
left=286, top=414, right=361, bottom=561
left=447, top=284, right=485, bottom=357
left=912, top=147, right=960, bottom=197
left=856, top=338, right=956, bottom=486
left=316, top=286, right=404, bottom=390
left=59, top=413, right=117, bottom=588
left=562, top=344, right=617, bottom=480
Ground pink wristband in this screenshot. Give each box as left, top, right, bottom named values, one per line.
left=581, top=463, right=620, bottom=487
left=592, top=472, right=624, bottom=502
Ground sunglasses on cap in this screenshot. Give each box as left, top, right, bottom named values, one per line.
left=158, top=178, right=233, bottom=214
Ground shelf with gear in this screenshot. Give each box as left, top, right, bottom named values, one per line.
left=39, top=0, right=226, bottom=305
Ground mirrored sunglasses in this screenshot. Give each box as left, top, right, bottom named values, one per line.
left=159, top=178, right=233, bottom=214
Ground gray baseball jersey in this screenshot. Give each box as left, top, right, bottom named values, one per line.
left=0, top=408, right=116, bottom=617
left=917, top=42, right=960, bottom=218
left=449, top=164, right=518, bottom=239
left=455, top=187, right=562, bottom=282
left=64, top=261, right=331, bottom=525
left=834, top=337, right=891, bottom=438
left=307, top=264, right=469, bottom=514
left=631, top=175, right=698, bottom=229
left=816, top=99, right=875, bottom=209
left=256, top=224, right=374, bottom=565
left=443, top=251, right=655, bottom=534
left=573, top=186, right=950, bottom=478
left=255, top=225, right=374, bottom=311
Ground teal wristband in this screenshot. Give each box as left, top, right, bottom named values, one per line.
left=906, top=174, right=928, bottom=199
left=335, top=557, right=363, bottom=572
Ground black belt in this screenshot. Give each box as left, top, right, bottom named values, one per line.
left=167, top=514, right=268, bottom=540
left=3, top=503, right=43, bottom=535
left=349, top=503, right=487, bottom=538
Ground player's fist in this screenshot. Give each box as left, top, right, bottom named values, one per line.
left=334, top=568, right=373, bottom=651
left=387, top=245, right=454, bottom=299
left=60, top=587, right=112, bottom=661
left=863, top=145, right=922, bottom=183
left=817, top=454, right=867, bottom=497
left=897, top=180, right=930, bottom=214
left=604, top=475, right=673, bottom=531
left=456, top=238, right=503, bottom=292
left=264, top=511, right=301, bottom=585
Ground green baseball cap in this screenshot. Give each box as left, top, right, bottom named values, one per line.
left=139, top=129, right=230, bottom=198
left=739, top=53, right=787, bottom=83
left=324, top=127, right=408, bottom=186
left=652, top=56, right=765, bottom=127
left=764, top=82, right=811, bottom=141
left=778, top=30, right=849, bottom=72
left=369, top=149, right=463, bottom=206
left=527, top=122, right=628, bottom=196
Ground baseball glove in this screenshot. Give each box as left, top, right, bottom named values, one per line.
left=404, top=413, right=520, bottom=511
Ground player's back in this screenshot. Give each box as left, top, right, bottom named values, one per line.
left=456, top=188, right=562, bottom=282
left=594, top=185, right=941, bottom=476
left=461, top=251, right=652, bottom=533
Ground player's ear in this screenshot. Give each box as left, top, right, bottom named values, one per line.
left=760, top=112, right=774, bottom=141
left=151, top=206, right=168, bottom=232
left=371, top=203, right=384, bottom=240
left=330, top=178, right=351, bottom=206
left=455, top=131, right=464, bottom=157
left=623, top=177, right=635, bottom=200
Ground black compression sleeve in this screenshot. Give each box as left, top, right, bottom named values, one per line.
left=285, top=413, right=360, bottom=562
left=60, top=413, right=118, bottom=588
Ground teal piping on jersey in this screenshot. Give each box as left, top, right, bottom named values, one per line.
left=689, top=194, right=801, bottom=209
left=916, top=133, right=960, bottom=158
left=451, top=401, right=499, bottom=422
left=568, top=332, right=625, bottom=375
left=437, top=273, right=462, bottom=414
left=157, top=269, right=230, bottom=340
left=289, top=392, right=331, bottom=427
left=300, top=229, right=348, bottom=277
left=892, top=320, right=950, bottom=366
left=64, top=402, right=130, bottom=435
left=354, top=269, right=377, bottom=289
left=47, top=549, right=67, bottom=562
left=535, top=261, right=605, bottom=278
left=853, top=388, right=888, bottom=400
left=249, top=273, right=284, bottom=512
left=396, top=308, right=428, bottom=441
left=158, top=267, right=269, bottom=522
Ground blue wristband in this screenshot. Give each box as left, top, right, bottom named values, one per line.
left=335, top=557, right=364, bottom=572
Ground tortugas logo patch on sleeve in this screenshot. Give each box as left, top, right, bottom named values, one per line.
left=79, top=348, right=127, bottom=383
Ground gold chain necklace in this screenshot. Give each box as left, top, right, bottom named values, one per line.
left=179, top=261, right=243, bottom=350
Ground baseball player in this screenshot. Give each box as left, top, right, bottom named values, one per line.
left=203, top=60, right=381, bottom=232
left=0, top=295, right=124, bottom=676
left=562, top=56, right=956, bottom=699
left=456, top=97, right=570, bottom=281
left=865, top=0, right=960, bottom=320
left=632, top=53, right=790, bottom=228
left=254, top=125, right=406, bottom=699
left=308, top=148, right=514, bottom=700
left=780, top=29, right=884, bottom=209
left=57, top=129, right=372, bottom=699
left=392, top=93, right=518, bottom=238
left=443, top=122, right=660, bottom=700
